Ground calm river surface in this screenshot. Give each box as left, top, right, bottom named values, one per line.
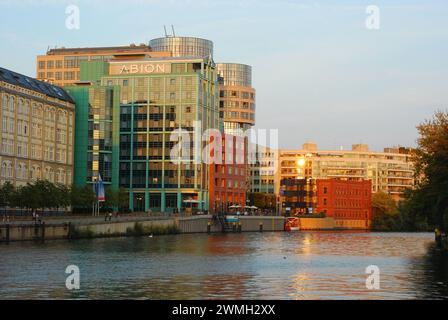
left=1, top=232, right=447, bottom=299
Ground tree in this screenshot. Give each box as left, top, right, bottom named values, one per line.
left=71, top=185, right=95, bottom=209
left=406, top=110, right=448, bottom=232
left=105, top=187, right=130, bottom=212
left=250, top=192, right=276, bottom=210
left=0, top=181, right=16, bottom=209
left=371, top=192, right=399, bottom=231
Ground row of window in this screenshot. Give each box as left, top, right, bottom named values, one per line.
left=219, top=90, right=255, bottom=100
left=0, top=161, right=70, bottom=184
left=38, top=71, right=79, bottom=81
left=2, top=95, right=73, bottom=124
left=1, top=139, right=71, bottom=163
left=221, top=111, right=255, bottom=121
left=215, top=179, right=245, bottom=189
left=220, top=101, right=256, bottom=110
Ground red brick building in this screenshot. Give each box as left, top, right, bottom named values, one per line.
left=208, top=133, right=247, bottom=214
left=315, top=179, right=372, bottom=229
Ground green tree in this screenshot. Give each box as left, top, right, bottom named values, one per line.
left=20, top=183, right=40, bottom=211
left=0, top=181, right=16, bottom=209
left=404, top=110, right=448, bottom=232
left=71, top=185, right=95, bottom=209
left=372, top=191, right=400, bottom=231
left=250, top=192, right=276, bottom=209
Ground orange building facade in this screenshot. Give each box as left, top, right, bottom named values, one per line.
left=315, top=179, right=373, bottom=229
left=36, top=44, right=170, bottom=87
left=208, top=133, right=247, bottom=214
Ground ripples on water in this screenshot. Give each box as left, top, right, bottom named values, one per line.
left=0, top=232, right=447, bottom=299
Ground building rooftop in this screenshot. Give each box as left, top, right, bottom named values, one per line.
left=46, top=44, right=151, bottom=55
left=0, top=67, right=74, bottom=103
left=108, top=55, right=211, bottom=63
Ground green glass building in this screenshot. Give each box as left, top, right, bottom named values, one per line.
left=65, top=69, right=121, bottom=191
left=71, top=56, right=220, bottom=213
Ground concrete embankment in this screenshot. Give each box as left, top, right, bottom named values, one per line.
left=0, top=215, right=286, bottom=242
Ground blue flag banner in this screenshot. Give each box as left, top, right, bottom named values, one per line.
left=94, top=174, right=106, bottom=202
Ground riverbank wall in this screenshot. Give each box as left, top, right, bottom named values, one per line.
left=0, top=215, right=286, bottom=242
left=0, top=215, right=374, bottom=242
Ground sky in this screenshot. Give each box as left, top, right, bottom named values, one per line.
left=0, top=0, right=447, bottom=151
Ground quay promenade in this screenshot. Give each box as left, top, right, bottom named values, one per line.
left=0, top=214, right=286, bottom=243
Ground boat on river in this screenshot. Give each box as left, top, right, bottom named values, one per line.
left=285, top=217, right=300, bottom=231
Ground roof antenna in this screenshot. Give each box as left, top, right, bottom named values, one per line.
left=171, top=25, right=176, bottom=37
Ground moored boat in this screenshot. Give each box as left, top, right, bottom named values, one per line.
left=285, top=217, right=300, bottom=231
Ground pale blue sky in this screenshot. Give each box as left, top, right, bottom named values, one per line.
left=1, top=0, right=447, bottom=150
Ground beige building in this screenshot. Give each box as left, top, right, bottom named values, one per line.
left=36, top=44, right=170, bottom=87
left=275, top=143, right=415, bottom=201
left=0, top=67, right=75, bottom=187
left=249, top=143, right=276, bottom=194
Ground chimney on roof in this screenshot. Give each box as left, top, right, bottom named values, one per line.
left=352, top=144, right=369, bottom=152
left=302, top=142, right=317, bottom=152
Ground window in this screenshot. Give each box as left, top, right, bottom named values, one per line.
left=2, top=95, right=8, bottom=110
left=55, top=60, right=63, bottom=68
left=9, top=96, right=14, bottom=112
left=64, top=71, right=75, bottom=80
left=2, top=116, right=7, bottom=133
left=123, top=80, right=129, bottom=86
left=38, top=61, right=46, bottom=69
left=170, top=78, right=176, bottom=85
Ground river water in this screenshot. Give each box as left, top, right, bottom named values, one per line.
left=0, top=232, right=447, bottom=299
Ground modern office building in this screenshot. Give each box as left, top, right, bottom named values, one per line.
left=64, top=83, right=120, bottom=190
left=315, top=179, right=372, bottom=229
left=0, top=67, right=75, bottom=187
left=249, top=143, right=276, bottom=194
left=275, top=143, right=415, bottom=201
left=36, top=44, right=170, bottom=86
left=149, top=36, right=213, bottom=58
left=208, top=133, right=247, bottom=214
left=279, top=178, right=316, bottom=216
left=216, top=63, right=256, bottom=135
left=76, top=55, right=220, bottom=212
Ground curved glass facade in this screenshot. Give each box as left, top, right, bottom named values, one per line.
left=216, top=63, right=252, bottom=87
left=217, top=63, right=255, bottom=128
left=149, top=37, right=213, bottom=58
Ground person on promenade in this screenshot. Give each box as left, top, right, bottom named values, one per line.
left=108, top=212, right=112, bottom=221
